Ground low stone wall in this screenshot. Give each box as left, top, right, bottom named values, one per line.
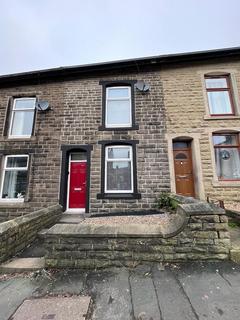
left=0, top=204, right=62, bottom=263
left=44, top=197, right=230, bottom=268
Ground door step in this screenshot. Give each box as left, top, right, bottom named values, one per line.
left=59, top=214, right=85, bottom=224
left=0, top=257, right=45, bottom=273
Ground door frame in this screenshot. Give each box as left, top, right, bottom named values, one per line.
left=66, top=155, right=87, bottom=213
left=166, top=133, right=205, bottom=200
left=59, top=144, right=93, bottom=213
left=173, top=143, right=195, bottom=197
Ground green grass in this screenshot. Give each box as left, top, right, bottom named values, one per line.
left=228, top=221, right=240, bottom=228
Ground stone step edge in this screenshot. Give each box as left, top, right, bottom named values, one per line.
left=230, top=248, right=240, bottom=264
left=0, top=257, right=45, bottom=274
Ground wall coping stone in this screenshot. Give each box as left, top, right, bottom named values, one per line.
left=46, top=210, right=188, bottom=238
left=0, top=205, right=62, bottom=236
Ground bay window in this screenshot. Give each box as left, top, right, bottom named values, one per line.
left=213, top=134, right=240, bottom=180
left=1, top=155, right=29, bottom=200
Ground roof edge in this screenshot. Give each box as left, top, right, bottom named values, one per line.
left=0, top=46, right=240, bottom=87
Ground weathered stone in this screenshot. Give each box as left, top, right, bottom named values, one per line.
left=219, top=231, right=231, bottom=239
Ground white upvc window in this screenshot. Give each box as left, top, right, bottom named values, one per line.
left=9, top=98, right=36, bottom=138
left=105, top=145, right=133, bottom=193
left=0, top=155, right=29, bottom=201
left=105, top=86, right=132, bottom=128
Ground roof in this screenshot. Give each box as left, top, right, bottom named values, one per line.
left=0, top=46, right=240, bottom=87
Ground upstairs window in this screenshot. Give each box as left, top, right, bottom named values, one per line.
left=1, top=155, right=29, bottom=200
left=99, top=80, right=138, bottom=131
left=106, top=87, right=132, bottom=128
left=213, top=133, right=240, bottom=180
left=9, top=98, right=36, bottom=138
left=105, top=145, right=133, bottom=193
left=205, top=75, right=235, bottom=116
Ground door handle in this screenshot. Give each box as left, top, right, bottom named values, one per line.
left=74, top=188, right=82, bottom=191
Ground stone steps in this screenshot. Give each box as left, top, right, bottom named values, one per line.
left=0, top=257, right=45, bottom=273
left=58, top=213, right=85, bottom=224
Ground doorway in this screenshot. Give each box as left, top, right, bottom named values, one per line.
left=173, top=141, right=195, bottom=197
left=67, top=152, right=87, bottom=213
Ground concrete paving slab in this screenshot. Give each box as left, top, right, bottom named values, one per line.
left=87, top=268, right=132, bottom=320
left=0, top=278, right=37, bottom=320
left=0, top=258, right=45, bottom=273
left=176, top=267, right=240, bottom=320
left=129, top=264, right=161, bottom=319
left=152, top=266, right=197, bottom=320
left=10, top=297, right=91, bottom=320
left=50, top=270, right=87, bottom=295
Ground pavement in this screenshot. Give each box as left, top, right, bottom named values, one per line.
left=0, top=261, right=240, bottom=320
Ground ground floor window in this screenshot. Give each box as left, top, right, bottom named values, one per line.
left=0, top=155, right=29, bottom=200
left=97, top=140, right=141, bottom=199
left=213, top=133, right=240, bottom=180
left=105, top=145, right=133, bottom=193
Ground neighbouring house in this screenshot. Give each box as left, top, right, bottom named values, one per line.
left=162, top=49, right=240, bottom=204
left=0, top=47, right=239, bottom=222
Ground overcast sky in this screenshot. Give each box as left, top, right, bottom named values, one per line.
left=0, top=0, right=239, bottom=76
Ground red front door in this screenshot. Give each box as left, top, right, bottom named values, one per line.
left=68, top=162, right=87, bottom=209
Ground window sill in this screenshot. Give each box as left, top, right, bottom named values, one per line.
left=98, top=125, right=139, bottom=131
left=0, top=136, right=36, bottom=142
left=0, top=201, right=30, bottom=208
left=204, top=115, right=240, bottom=120
left=97, top=193, right=141, bottom=200
left=212, top=180, right=240, bottom=188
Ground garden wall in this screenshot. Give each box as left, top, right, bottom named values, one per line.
left=0, top=204, right=62, bottom=263
left=44, top=197, right=231, bottom=268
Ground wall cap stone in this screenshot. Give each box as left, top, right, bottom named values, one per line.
left=46, top=210, right=188, bottom=238
left=0, top=204, right=62, bottom=236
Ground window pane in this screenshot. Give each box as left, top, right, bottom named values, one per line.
left=173, top=142, right=189, bottom=149
left=213, top=135, right=238, bottom=146
left=6, top=157, right=28, bottom=168
left=106, top=161, right=132, bottom=191
left=215, top=148, right=240, bottom=179
left=108, top=147, right=131, bottom=159
left=205, top=78, right=228, bottom=89
left=106, top=100, right=131, bottom=126
left=2, top=170, right=28, bottom=199
left=207, top=91, right=232, bottom=114
left=71, top=153, right=87, bottom=161
left=11, top=110, right=34, bottom=136
left=107, top=87, right=129, bottom=98
left=14, top=99, right=35, bottom=110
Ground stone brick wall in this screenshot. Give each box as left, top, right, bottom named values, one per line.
left=44, top=198, right=230, bottom=268
left=161, top=58, right=240, bottom=204
left=0, top=204, right=62, bottom=263
left=0, top=71, right=170, bottom=220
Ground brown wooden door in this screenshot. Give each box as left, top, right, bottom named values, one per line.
left=173, top=148, right=195, bottom=197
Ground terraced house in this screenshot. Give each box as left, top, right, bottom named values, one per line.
left=0, top=47, right=239, bottom=222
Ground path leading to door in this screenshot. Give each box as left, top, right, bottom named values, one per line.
left=0, top=261, right=240, bottom=320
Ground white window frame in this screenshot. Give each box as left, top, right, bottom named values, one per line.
left=0, top=155, right=29, bottom=202
left=9, top=97, right=36, bottom=139
left=105, top=145, right=133, bottom=193
left=105, top=86, right=132, bottom=128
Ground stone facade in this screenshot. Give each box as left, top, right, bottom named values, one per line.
left=0, top=204, right=62, bottom=263
left=162, top=58, right=240, bottom=204
left=0, top=50, right=240, bottom=221
left=44, top=197, right=230, bottom=268
left=0, top=71, right=170, bottom=220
